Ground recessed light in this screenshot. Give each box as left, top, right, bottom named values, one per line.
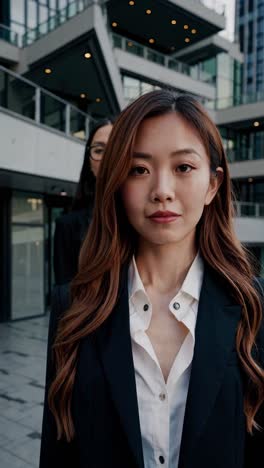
left=185, top=38, right=190, bottom=43
left=80, top=93, right=86, bottom=99
left=128, top=41, right=133, bottom=47
left=129, top=0, right=135, bottom=5
left=112, top=22, right=118, bottom=27
left=60, top=191, right=67, bottom=196
left=96, top=97, right=102, bottom=103
left=149, top=38, right=155, bottom=44
left=84, top=52, right=92, bottom=59
left=44, top=68, right=52, bottom=74
left=191, top=29, right=197, bottom=34
left=254, top=121, right=260, bottom=127
left=248, top=177, right=254, bottom=183
left=184, top=24, right=189, bottom=30
left=146, top=9, right=152, bottom=14
left=171, top=19, right=177, bottom=25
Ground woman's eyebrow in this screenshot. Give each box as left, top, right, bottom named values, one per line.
left=91, top=141, right=106, bottom=146
left=132, top=148, right=202, bottom=159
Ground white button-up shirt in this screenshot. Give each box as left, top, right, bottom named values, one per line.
left=128, top=253, right=204, bottom=468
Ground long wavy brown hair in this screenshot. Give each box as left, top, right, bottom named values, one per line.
left=48, top=90, right=264, bottom=441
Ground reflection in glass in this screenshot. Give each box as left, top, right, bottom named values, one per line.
left=12, top=226, right=44, bottom=319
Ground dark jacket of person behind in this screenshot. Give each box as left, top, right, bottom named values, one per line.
left=53, top=118, right=114, bottom=285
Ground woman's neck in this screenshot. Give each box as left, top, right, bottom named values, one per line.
left=135, top=239, right=197, bottom=295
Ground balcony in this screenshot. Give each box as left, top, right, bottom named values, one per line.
left=22, top=0, right=99, bottom=46
left=112, top=33, right=214, bottom=85
left=234, top=202, right=264, bottom=218
left=0, top=24, right=20, bottom=65
left=234, top=202, right=264, bottom=244
left=0, top=23, right=20, bottom=47
left=112, top=33, right=215, bottom=100
left=0, top=65, right=89, bottom=140
left=0, top=66, right=86, bottom=190
left=227, top=148, right=264, bottom=163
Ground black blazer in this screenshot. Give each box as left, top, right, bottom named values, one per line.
left=53, top=208, right=92, bottom=285
left=39, top=265, right=264, bottom=468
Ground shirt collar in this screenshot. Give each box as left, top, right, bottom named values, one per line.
left=128, top=251, right=204, bottom=305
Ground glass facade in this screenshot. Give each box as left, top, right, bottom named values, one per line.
left=122, top=75, right=161, bottom=104
left=192, top=53, right=242, bottom=109
left=236, top=0, right=264, bottom=95
left=11, top=192, right=45, bottom=319
left=7, top=0, right=79, bottom=36
left=220, top=128, right=264, bottom=162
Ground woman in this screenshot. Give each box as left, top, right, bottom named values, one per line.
left=53, top=117, right=114, bottom=284
left=40, top=91, right=264, bottom=468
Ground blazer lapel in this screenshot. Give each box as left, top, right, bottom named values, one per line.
left=179, top=265, right=242, bottom=468
left=95, top=267, right=144, bottom=468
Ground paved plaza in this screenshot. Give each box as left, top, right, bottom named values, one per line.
left=0, top=314, right=49, bottom=468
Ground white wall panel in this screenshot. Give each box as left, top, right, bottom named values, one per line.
left=0, top=110, right=84, bottom=182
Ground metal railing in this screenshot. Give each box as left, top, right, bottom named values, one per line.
left=211, top=91, right=264, bottom=109
left=22, top=0, right=96, bottom=46
left=234, top=202, right=264, bottom=218
left=112, top=33, right=214, bottom=85
left=0, top=65, right=89, bottom=141
left=0, top=23, right=20, bottom=47
left=227, top=148, right=264, bottom=163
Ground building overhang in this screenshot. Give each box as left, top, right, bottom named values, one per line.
left=17, top=3, right=124, bottom=116
left=0, top=39, right=19, bottom=65
left=215, top=101, right=264, bottom=129
left=173, top=34, right=243, bottom=64
left=106, top=0, right=226, bottom=55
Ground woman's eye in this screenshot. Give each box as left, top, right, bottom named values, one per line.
left=177, top=164, right=193, bottom=173
left=94, top=148, right=104, bottom=155
left=129, top=166, right=148, bottom=176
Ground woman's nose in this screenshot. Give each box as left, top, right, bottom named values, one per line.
left=150, top=173, right=175, bottom=203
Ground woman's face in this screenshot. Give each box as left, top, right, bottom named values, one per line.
left=89, top=124, right=113, bottom=177
left=121, top=112, right=223, bottom=249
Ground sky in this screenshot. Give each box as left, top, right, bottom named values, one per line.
left=201, top=0, right=236, bottom=41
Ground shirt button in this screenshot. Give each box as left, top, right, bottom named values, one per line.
left=143, top=304, right=149, bottom=311
left=159, top=393, right=166, bottom=401
left=159, top=455, right=165, bottom=464
left=173, top=302, right=180, bottom=310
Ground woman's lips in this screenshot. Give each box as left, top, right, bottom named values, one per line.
left=148, top=215, right=181, bottom=224
left=148, top=211, right=181, bottom=224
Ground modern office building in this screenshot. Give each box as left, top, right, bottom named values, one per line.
left=0, top=0, right=263, bottom=321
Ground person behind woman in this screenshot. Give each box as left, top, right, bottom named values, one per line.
left=40, top=90, right=264, bottom=468
left=53, top=118, right=114, bottom=285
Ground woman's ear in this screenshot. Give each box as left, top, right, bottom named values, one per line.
left=205, top=167, right=224, bottom=206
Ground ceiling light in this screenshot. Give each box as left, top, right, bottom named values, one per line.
left=96, top=97, right=102, bottom=103
left=80, top=93, right=86, bottom=99
left=191, top=28, right=197, bottom=34
left=112, top=22, right=118, bottom=27
left=44, top=68, right=52, bottom=74
left=128, top=41, right=133, bottom=47
left=253, top=121, right=260, bottom=127
left=149, top=38, right=155, bottom=44
left=60, top=191, right=67, bottom=196
left=184, top=24, right=189, bottom=30
left=129, top=1, right=135, bottom=5
left=248, top=177, right=254, bottom=183
left=171, top=19, right=177, bottom=25
left=146, top=9, right=152, bottom=14
left=84, top=52, right=92, bottom=59
left=185, top=38, right=190, bottom=43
